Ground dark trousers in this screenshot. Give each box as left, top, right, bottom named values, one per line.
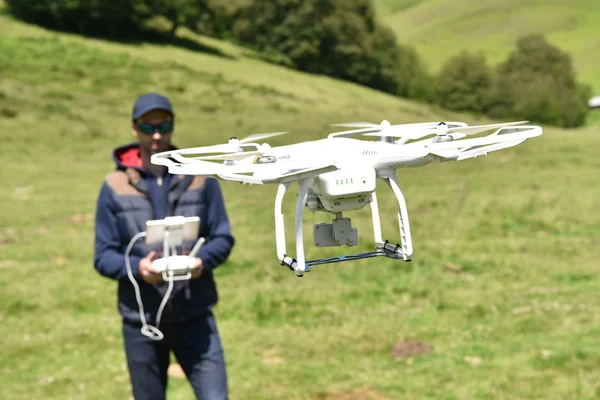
left=122, top=313, right=228, bottom=400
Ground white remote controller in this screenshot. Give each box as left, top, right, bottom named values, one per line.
left=151, top=237, right=206, bottom=280
left=152, top=255, right=193, bottom=272
left=152, top=255, right=194, bottom=281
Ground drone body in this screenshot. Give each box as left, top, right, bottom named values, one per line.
left=152, top=120, right=542, bottom=276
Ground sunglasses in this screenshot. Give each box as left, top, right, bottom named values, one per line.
left=135, top=120, right=174, bottom=135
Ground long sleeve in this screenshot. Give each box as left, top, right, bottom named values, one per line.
left=197, top=178, right=235, bottom=272
left=94, top=182, right=142, bottom=281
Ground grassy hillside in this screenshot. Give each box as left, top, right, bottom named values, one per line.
left=2, top=6, right=600, bottom=400
left=374, top=0, right=600, bottom=94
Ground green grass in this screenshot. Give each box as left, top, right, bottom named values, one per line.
left=374, top=0, right=600, bottom=94
left=2, top=7, right=600, bottom=400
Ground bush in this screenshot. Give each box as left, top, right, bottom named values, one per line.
left=434, top=50, right=493, bottom=114
left=138, top=0, right=213, bottom=37
left=368, top=24, right=433, bottom=100
left=487, top=34, right=590, bottom=127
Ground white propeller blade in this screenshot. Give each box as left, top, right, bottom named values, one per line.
left=361, top=120, right=530, bottom=140
left=154, top=132, right=288, bottom=161
left=238, top=131, right=288, bottom=144
left=192, top=151, right=263, bottom=161
left=332, top=120, right=442, bottom=129
left=331, top=121, right=380, bottom=128
left=330, top=120, right=460, bottom=139
left=168, top=143, right=241, bottom=156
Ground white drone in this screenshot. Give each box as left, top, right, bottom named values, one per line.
left=151, top=119, right=542, bottom=277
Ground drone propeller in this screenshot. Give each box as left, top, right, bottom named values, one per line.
left=190, top=151, right=264, bottom=161
left=162, top=131, right=288, bottom=161
left=329, top=120, right=456, bottom=138
left=360, top=120, right=530, bottom=140
left=331, top=121, right=381, bottom=128
left=235, top=131, right=289, bottom=144
left=332, top=120, right=441, bottom=129
left=330, top=119, right=529, bottom=141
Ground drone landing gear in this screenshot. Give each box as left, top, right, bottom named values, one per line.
left=274, top=171, right=413, bottom=277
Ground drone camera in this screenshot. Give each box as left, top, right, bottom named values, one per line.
left=314, top=217, right=358, bottom=247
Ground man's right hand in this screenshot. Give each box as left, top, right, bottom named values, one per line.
left=138, top=251, right=163, bottom=284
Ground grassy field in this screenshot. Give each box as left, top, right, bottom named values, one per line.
left=2, top=5, right=600, bottom=400
left=374, top=0, right=600, bottom=94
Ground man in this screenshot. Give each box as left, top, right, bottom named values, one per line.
left=93, top=92, right=235, bottom=400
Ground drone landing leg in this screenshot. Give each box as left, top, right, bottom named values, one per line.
left=383, top=174, right=413, bottom=261
left=275, top=183, right=295, bottom=270
left=293, top=179, right=311, bottom=277
left=370, top=191, right=384, bottom=244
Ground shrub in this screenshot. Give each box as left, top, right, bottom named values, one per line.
left=487, top=34, right=590, bottom=127
left=434, top=50, right=493, bottom=114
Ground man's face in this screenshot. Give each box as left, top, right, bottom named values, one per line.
left=132, top=109, right=173, bottom=155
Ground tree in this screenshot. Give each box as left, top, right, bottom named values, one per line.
left=230, top=0, right=431, bottom=100
left=139, top=0, right=212, bottom=38
left=488, top=34, right=590, bottom=127
left=434, top=50, right=493, bottom=113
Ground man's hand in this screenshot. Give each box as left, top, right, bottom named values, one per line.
left=189, top=257, right=204, bottom=280
left=139, top=251, right=163, bottom=284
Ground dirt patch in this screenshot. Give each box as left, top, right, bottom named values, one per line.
left=114, top=374, right=129, bottom=383
left=445, top=262, right=463, bottom=273
left=261, top=349, right=284, bottom=365
left=463, top=355, right=483, bottom=365
left=314, top=387, right=390, bottom=400
left=391, top=340, right=433, bottom=359
left=52, top=256, right=71, bottom=265
left=0, top=238, right=16, bottom=246
left=66, top=213, right=94, bottom=224
left=0, top=260, right=18, bottom=268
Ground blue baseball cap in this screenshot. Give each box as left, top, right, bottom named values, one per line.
left=132, top=92, right=174, bottom=120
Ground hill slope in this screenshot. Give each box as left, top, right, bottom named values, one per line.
left=2, top=8, right=600, bottom=400
left=374, top=0, right=600, bottom=93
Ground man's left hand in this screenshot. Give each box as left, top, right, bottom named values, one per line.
left=189, top=257, right=204, bottom=279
